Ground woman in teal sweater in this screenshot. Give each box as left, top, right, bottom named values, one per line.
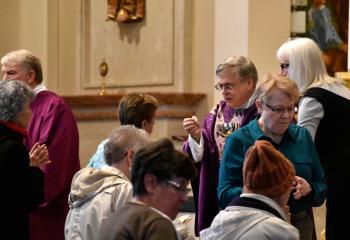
left=218, top=74, right=326, bottom=240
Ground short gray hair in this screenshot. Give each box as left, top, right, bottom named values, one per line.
left=104, top=125, right=151, bottom=165
left=1, top=49, right=43, bottom=83
left=216, top=56, right=258, bottom=85
left=0, top=80, right=34, bottom=122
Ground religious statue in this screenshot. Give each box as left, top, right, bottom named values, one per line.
left=107, top=0, right=145, bottom=23
left=307, top=0, right=348, bottom=76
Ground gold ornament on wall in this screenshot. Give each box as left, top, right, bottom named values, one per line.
left=99, top=59, right=109, bottom=96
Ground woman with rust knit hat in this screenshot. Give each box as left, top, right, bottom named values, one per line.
left=201, top=140, right=299, bottom=240
left=243, top=140, right=295, bottom=198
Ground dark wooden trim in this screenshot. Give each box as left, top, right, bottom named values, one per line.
left=63, top=93, right=205, bottom=108
left=63, top=93, right=206, bottom=121
left=72, top=110, right=197, bottom=121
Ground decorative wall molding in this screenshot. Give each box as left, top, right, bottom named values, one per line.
left=63, top=92, right=205, bottom=121
left=80, top=0, right=192, bottom=90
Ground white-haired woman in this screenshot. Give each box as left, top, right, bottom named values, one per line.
left=277, top=37, right=350, bottom=240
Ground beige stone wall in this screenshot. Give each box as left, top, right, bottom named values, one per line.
left=248, top=0, right=291, bottom=76
left=0, top=1, right=20, bottom=57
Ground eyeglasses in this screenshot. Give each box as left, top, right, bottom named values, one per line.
left=214, top=83, right=238, bottom=91
left=280, top=63, right=289, bottom=71
left=264, top=102, right=296, bottom=114
left=214, top=80, right=243, bottom=92
left=166, top=180, right=191, bottom=194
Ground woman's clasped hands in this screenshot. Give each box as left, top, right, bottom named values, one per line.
left=29, top=142, right=52, bottom=167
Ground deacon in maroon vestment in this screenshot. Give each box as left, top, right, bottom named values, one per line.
left=27, top=90, right=80, bottom=240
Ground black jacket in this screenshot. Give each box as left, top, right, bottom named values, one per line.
left=0, top=123, right=44, bottom=240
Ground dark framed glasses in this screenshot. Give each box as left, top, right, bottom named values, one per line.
left=280, top=63, right=289, bottom=71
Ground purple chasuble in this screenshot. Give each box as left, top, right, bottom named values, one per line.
left=183, top=100, right=258, bottom=235
left=26, top=91, right=80, bottom=240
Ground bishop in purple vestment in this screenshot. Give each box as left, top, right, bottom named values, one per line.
left=183, top=56, right=259, bottom=235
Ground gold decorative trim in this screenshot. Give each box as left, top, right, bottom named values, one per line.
left=335, top=72, right=350, bottom=89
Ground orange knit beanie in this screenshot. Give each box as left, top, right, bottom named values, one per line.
left=243, top=140, right=295, bottom=198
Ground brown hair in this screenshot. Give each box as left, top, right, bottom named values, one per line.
left=118, top=93, right=159, bottom=128
left=256, top=73, right=299, bottom=104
